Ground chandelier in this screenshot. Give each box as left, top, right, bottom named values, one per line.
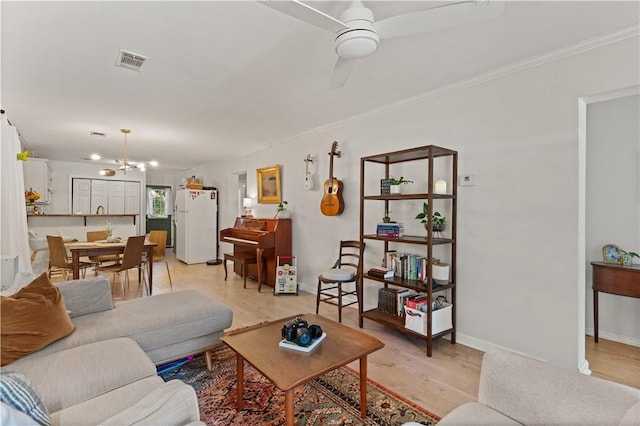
left=88, top=129, right=158, bottom=176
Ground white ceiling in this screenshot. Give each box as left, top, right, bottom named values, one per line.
left=2, top=1, right=638, bottom=171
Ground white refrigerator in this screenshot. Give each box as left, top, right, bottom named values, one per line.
left=175, top=189, right=218, bottom=264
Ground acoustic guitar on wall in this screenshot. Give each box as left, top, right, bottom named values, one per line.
left=320, top=141, right=344, bottom=216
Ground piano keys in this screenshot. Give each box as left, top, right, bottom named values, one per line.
left=220, top=218, right=291, bottom=288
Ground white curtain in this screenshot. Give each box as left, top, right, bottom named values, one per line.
left=1, top=114, right=33, bottom=294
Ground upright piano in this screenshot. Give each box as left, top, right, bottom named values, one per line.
left=220, top=217, right=292, bottom=287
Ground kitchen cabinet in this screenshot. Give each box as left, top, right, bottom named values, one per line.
left=23, top=158, right=51, bottom=203
left=90, top=180, right=109, bottom=214
left=72, top=179, right=140, bottom=215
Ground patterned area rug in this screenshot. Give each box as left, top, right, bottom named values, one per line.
left=159, top=345, right=439, bottom=426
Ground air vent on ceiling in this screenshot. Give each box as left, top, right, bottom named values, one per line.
left=90, top=131, right=106, bottom=137
left=115, top=49, right=148, bottom=72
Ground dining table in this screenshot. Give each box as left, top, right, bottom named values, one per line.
left=67, top=239, right=157, bottom=293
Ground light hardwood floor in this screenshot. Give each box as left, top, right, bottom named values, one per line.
left=86, top=250, right=640, bottom=418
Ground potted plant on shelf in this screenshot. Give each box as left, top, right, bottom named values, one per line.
left=388, top=176, right=413, bottom=194
left=275, top=201, right=290, bottom=219
left=415, top=202, right=446, bottom=232
left=382, top=210, right=392, bottom=223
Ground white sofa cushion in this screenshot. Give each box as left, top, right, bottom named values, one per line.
left=55, top=277, right=113, bottom=318
left=99, top=380, right=200, bottom=426
left=10, top=338, right=156, bottom=413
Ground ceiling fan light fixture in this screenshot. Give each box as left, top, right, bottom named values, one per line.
left=335, top=29, right=379, bottom=59
left=100, top=169, right=116, bottom=177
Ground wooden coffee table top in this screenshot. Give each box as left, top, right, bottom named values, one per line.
left=220, top=313, right=384, bottom=391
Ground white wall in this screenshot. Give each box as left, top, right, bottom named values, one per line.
left=183, top=36, right=639, bottom=369
left=585, top=95, right=640, bottom=345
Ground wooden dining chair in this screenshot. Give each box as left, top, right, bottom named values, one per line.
left=316, top=240, right=365, bottom=323
left=96, top=235, right=148, bottom=297
left=46, top=235, right=94, bottom=280
left=145, top=230, right=172, bottom=288
left=86, top=230, right=122, bottom=266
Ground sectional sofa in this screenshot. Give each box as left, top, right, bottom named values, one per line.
left=2, top=275, right=233, bottom=425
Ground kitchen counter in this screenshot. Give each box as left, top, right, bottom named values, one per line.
left=27, top=213, right=138, bottom=225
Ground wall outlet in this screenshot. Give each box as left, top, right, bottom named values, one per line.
left=459, top=174, right=476, bottom=186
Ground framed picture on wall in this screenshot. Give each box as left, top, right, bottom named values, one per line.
left=257, top=165, right=281, bottom=204
left=602, top=244, right=623, bottom=264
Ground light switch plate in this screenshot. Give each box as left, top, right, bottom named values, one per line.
left=459, top=174, right=476, bottom=186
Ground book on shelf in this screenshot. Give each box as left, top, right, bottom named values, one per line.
left=377, top=287, right=399, bottom=315
left=396, top=289, right=414, bottom=316
left=384, top=250, right=397, bottom=270
left=376, top=223, right=404, bottom=237
left=368, top=267, right=394, bottom=279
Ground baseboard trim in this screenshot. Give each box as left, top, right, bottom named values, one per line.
left=578, top=359, right=592, bottom=376
left=585, top=327, right=640, bottom=347
left=455, top=333, right=546, bottom=363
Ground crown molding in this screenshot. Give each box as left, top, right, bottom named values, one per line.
left=310, top=23, right=640, bottom=134
left=224, top=23, right=639, bottom=160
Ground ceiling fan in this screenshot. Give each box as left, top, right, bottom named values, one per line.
left=259, top=0, right=504, bottom=88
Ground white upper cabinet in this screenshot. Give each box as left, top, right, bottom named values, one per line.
left=108, top=181, right=125, bottom=214
left=72, top=178, right=141, bottom=215
left=23, top=158, right=51, bottom=203
left=125, top=182, right=140, bottom=214
left=90, top=179, right=109, bottom=214
left=72, top=178, right=91, bottom=214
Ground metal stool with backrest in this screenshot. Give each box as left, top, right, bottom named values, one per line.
left=46, top=235, right=94, bottom=280
left=316, top=240, right=365, bottom=323
left=96, top=235, right=148, bottom=298
left=145, top=230, right=172, bottom=288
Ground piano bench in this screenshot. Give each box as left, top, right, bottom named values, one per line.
left=223, top=252, right=259, bottom=289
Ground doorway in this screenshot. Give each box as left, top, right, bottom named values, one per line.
left=578, top=85, right=640, bottom=374
left=146, top=185, right=173, bottom=247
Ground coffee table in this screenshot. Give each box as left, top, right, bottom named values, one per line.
left=220, top=313, right=385, bottom=426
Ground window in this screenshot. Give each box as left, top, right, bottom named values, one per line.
left=146, top=187, right=172, bottom=217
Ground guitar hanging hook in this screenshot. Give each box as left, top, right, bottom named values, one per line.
left=303, top=154, right=314, bottom=191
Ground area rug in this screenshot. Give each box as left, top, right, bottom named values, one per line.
left=159, top=345, right=439, bottom=425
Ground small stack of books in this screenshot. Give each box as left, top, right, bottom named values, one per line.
left=368, top=267, right=394, bottom=279
left=376, top=222, right=404, bottom=238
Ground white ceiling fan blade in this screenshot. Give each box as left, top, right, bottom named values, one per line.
left=329, top=57, right=356, bottom=89
left=258, top=0, right=348, bottom=33
left=376, top=1, right=505, bottom=40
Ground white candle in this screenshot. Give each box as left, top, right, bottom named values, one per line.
left=434, top=180, right=447, bottom=194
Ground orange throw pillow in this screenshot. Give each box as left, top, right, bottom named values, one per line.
left=1, top=273, right=76, bottom=366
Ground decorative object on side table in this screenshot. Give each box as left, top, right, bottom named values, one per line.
left=274, top=200, right=290, bottom=218
left=602, top=244, right=623, bottom=264
left=620, top=248, right=640, bottom=266
left=388, top=176, right=413, bottom=194
left=415, top=202, right=446, bottom=232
